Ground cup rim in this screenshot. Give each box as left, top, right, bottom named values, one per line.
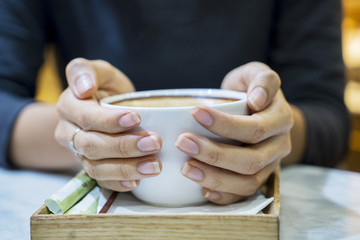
left=100, top=88, right=247, bottom=110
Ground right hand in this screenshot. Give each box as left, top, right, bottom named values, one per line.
left=55, top=58, right=162, bottom=192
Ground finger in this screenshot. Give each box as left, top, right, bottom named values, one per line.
left=97, top=180, right=139, bottom=192
left=221, top=62, right=281, bottom=111
left=202, top=188, right=246, bottom=205
left=81, top=156, right=162, bottom=181
left=176, top=132, right=290, bottom=175
left=181, top=159, right=280, bottom=196
left=56, top=120, right=161, bottom=159
left=75, top=130, right=162, bottom=160
left=190, top=91, right=293, bottom=143
left=65, top=58, right=135, bottom=99
left=57, top=89, right=141, bottom=133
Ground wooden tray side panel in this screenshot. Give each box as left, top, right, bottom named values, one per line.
left=31, top=169, right=280, bottom=240
left=263, top=167, right=280, bottom=216
left=31, top=214, right=278, bottom=240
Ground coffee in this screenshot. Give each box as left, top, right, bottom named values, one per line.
left=113, top=96, right=238, bottom=108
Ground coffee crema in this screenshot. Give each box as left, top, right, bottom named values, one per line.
left=112, top=96, right=238, bottom=108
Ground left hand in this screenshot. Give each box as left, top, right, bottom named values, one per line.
left=175, top=62, right=294, bottom=205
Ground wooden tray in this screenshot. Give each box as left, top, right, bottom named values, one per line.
left=31, top=168, right=280, bottom=240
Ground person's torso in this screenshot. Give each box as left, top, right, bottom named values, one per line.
left=45, top=0, right=276, bottom=90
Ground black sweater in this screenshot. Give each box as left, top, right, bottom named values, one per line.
left=0, top=0, right=350, bottom=168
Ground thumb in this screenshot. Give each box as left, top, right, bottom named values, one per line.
left=65, top=58, right=135, bottom=100
left=65, top=58, right=97, bottom=99
left=221, top=62, right=281, bottom=111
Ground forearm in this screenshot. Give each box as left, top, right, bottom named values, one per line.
left=9, top=102, right=79, bottom=170
left=281, top=104, right=306, bottom=165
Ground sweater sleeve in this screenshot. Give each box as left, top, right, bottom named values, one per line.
left=269, top=0, right=351, bottom=167
left=0, top=0, right=45, bottom=168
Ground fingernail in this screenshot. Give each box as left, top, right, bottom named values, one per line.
left=204, top=190, right=221, bottom=201
left=121, top=180, right=137, bottom=189
left=137, top=135, right=161, bottom=152
left=119, top=112, right=140, bottom=128
left=75, top=74, right=94, bottom=95
left=191, top=108, right=213, bottom=126
left=249, top=87, right=267, bottom=111
left=181, top=162, right=204, bottom=181
left=138, top=161, right=161, bottom=175
left=175, top=135, right=199, bottom=155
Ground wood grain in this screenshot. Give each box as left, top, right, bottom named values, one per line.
left=31, top=168, right=280, bottom=240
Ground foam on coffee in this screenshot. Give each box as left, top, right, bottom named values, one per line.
left=112, top=96, right=238, bottom=108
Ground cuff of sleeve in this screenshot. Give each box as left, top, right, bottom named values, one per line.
left=0, top=90, right=34, bottom=169
left=296, top=103, right=350, bottom=167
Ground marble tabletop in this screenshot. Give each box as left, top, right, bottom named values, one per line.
left=1, top=164, right=360, bottom=240
left=280, top=165, right=360, bottom=240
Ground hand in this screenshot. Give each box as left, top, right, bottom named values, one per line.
left=176, top=62, right=293, bottom=205
left=55, top=58, right=162, bottom=192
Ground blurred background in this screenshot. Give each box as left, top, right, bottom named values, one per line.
left=35, top=0, right=360, bottom=172
left=343, top=0, right=360, bottom=172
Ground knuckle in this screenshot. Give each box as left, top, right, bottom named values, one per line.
left=249, top=121, right=267, bottom=143
left=218, top=121, right=233, bottom=139
left=77, top=110, right=92, bottom=131
left=114, top=137, right=132, bottom=157
left=117, top=164, right=135, bottom=180
left=245, top=155, right=263, bottom=175
left=209, top=177, right=224, bottom=191
left=242, top=177, right=261, bottom=196
left=99, top=115, right=115, bottom=132
left=260, top=70, right=280, bottom=86
left=95, top=60, right=116, bottom=77
left=77, top=133, right=97, bottom=157
left=206, top=148, right=225, bottom=166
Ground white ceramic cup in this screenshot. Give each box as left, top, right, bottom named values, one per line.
left=100, top=89, right=247, bottom=207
